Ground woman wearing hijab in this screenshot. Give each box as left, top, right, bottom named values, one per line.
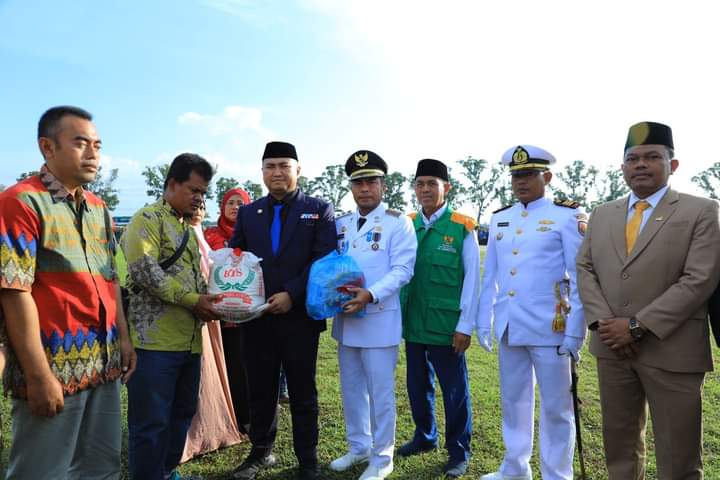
left=203, top=188, right=253, bottom=434
left=182, top=203, right=244, bottom=462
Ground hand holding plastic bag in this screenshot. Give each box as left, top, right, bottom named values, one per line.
left=306, top=250, right=366, bottom=320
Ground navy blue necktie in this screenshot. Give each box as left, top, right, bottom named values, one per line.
left=271, top=204, right=283, bottom=255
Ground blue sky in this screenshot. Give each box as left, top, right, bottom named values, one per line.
left=2, top=0, right=719, bottom=218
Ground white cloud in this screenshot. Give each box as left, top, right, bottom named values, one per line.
left=300, top=0, right=720, bottom=200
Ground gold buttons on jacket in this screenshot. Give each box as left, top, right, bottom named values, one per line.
left=622, top=273, right=630, bottom=280
left=516, top=229, right=523, bottom=235
left=521, top=211, right=528, bottom=217
left=512, top=249, right=519, bottom=255
left=508, top=290, right=516, bottom=297
left=510, top=268, right=517, bottom=276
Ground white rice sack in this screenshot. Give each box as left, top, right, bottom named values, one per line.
left=208, top=248, right=268, bottom=322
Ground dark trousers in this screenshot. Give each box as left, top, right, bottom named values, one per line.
left=221, top=326, right=251, bottom=431
left=127, top=349, right=201, bottom=480
left=405, top=341, right=473, bottom=463
left=243, top=324, right=320, bottom=467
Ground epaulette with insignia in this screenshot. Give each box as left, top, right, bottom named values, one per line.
left=408, top=212, right=418, bottom=220
left=493, top=205, right=513, bottom=214
left=385, top=209, right=402, bottom=218
left=336, top=211, right=352, bottom=219
left=554, top=199, right=580, bottom=209
left=450, top=211, right=478, bottom=232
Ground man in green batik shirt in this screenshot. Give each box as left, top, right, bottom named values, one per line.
left=121, top=153, right=221, bottom=480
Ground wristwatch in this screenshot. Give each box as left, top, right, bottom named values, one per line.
left=629, top=316, right=645, bottom=341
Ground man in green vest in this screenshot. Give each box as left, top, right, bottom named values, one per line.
left=398, top=159, right=485, bottom=478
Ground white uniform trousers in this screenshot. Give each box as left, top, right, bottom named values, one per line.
left=498, top=335, right=575, bottom=480
left=338, top=344, right=399, bottom=469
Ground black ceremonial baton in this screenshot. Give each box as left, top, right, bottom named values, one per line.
left=571, top=358, right=587, bottom=479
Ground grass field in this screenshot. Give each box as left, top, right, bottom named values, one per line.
left=2, top=249, right=720, bottom=479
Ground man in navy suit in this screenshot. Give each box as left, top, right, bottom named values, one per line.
left=229, top=141, right=336, bottom=480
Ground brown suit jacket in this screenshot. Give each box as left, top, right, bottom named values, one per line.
left=577, top=188, right=720, bottom=373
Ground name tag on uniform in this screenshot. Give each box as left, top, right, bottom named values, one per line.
left=301, top=213, right=319, bottom=220
left=498, top=221, right=510, bottom=227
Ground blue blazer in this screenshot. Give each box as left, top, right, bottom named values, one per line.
left=229, top=190, right=336, bottom=333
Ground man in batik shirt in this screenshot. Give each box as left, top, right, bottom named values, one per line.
left=122, top=153, right=221, bottom=480
left=0, top=106, right=136, bottom=479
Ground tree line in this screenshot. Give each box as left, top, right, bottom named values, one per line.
left=5, top=160, right=720, bottom=222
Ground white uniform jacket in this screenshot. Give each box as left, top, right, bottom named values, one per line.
left=332, top=203, right=417, bottom=348
left=477, top=197, right=586, bottom=346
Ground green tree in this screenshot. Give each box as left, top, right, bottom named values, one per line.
left=383, top=171, right=408, bottom=211
left=692, top=162, right=720, bottom=200
left=87, top=166, right=120, bottom=211
left=297, top=175, right=312, bottom=194
left=241, top=180, right=263, bottom=201
left=406, top=176, right=420, bottom=212
left=458, top=157, right=503, bottom=221
left=307, top=165, right=350, bottom=212
left=492, top=175, right=514, bottom=210
left=16, top=170, right=40, bottom=182
left=446, top=167, right=466, bottom=209
left=215, top=176, right=240, bottom=209
left=592, top=167, right=629, bottom=208
left=142, top=164, right=169, bottom=200
left=550, top=160, right=599, bottom=208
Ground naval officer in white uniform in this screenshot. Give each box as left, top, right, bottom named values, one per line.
left=329, top=150, right=417, bottom=480
left=477, top=145, right=587, bottom=480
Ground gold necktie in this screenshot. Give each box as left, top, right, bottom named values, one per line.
left=626, top=200, right=651, bottom=254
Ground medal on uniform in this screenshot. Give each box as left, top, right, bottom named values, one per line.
left=537, top=226, right=551, bottom=232
left=371, top=231, right=381, bottom=250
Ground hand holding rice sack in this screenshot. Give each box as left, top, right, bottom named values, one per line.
left=306, top=250, right=366, bottom=320
left=208, top=248, right=268, bottom=322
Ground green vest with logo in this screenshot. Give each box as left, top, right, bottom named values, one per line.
left=401, top=207, right=472, bottom=345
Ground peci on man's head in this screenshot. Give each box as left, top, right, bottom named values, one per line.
left=261, top=141, right=300, bottom=199
left=163, top=153, right=214, bottom=218
left=622, top=121, right=678, bottom=198
left=37, top=106, right=101, bottom=192
left=414, top=158, right=451, bottom=215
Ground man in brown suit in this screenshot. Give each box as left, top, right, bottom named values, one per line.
left=577, top=121, right=720, bottom=480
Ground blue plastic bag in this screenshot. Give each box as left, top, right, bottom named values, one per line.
left=306, top=250, right=366, bottom=320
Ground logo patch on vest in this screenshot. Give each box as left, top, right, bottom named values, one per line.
left=437, top=235, right=457, bottom=253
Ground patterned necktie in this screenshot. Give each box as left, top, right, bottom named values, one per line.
left=271, top=204, right=283, bottom=255
left=626, top=200, right=651, bottom=254
left=357, top=217, right=367, bottom=231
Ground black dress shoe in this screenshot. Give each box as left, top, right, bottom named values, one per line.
left=444, top=459, right=468, bottom=478
left=232, top=454, right=276, bottom=480
left=396, top=440, right=438, bottom=457
left=296, top=464, right=320, bottom=480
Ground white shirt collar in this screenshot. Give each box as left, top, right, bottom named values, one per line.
left=421, top=203, right=448, bottom=226
left=628, top=184, right=670, bottom=211
left=518, top=196, right=550, bottom=212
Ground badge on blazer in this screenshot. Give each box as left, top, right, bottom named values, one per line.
left=371, top=243, right=380, bottom=251
left=437, top=235, right=457, bottom=253
left=578, top=221, right=587, bottom=236
left=257, top=208, right=263, bottom=214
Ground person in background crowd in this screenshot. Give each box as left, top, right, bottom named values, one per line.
left=329, top=150, right=416, bottom=480
left=229, top=141, right=336, bottom=480
left=0, top=105, right=136, bottom=479
left=182, top=202, right=244, bottom=462
left=577, top=121, right=720, bottom=479
left=122, top=153, right=222, bottom=480
left=204, top=188, right=253, bottom=433
left=398, top=159, right=481, bottom=478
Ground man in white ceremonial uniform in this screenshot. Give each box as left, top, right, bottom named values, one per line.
left=329, top=149, right=417, bottom=480
left=477, top=145, right=587, bottom=480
